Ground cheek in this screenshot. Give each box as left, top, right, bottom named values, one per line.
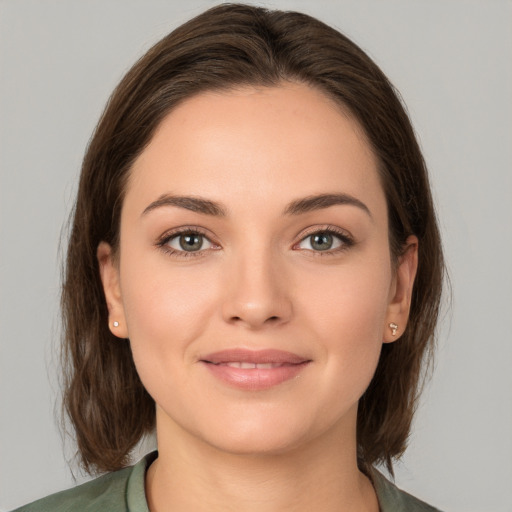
left=295, top=259, right=392, bottom=392
left=118, top=253, right=218, bottom=373
left=299, top=258, right=391, bottom=340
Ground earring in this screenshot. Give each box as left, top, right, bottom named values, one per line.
left=389, top=322, right=398, bottom=336
left=113, top=321, right=119, bottom=328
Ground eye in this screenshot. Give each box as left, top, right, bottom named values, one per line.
left=156, top=227, right=219, bottom=259
left=296, top=228, right=353, bottom=253
left=166, top=232, right=214, bottom=252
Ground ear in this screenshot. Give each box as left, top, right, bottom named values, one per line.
left=97, top=241, right=129, bottom=339
left=384, top=235, right=419, bottom=343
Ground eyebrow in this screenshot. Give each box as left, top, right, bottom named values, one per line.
left=142, top=194, right=227, bottom=217
left=142, top=192, right=371, bottom=218
left=284, top=193, right=372, bottom=218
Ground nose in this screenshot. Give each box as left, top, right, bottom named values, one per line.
left=221, top=248, right=293, bottom=329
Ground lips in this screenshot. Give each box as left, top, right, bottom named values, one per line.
left=200, top=349, right=311, bottom=390
left=222, top=362, right=287, bottom=369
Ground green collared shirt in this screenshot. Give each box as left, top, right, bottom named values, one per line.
left=13, top=452, right=442, bottom=511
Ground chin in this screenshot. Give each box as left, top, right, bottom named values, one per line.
left=204, top=429, right=308, bottom=458
left=192, top=408, right=335, bottom=458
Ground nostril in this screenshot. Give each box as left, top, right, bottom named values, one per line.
left=230, top=315, right=281, bottom=325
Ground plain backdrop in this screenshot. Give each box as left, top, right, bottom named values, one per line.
left=1, top=1, right=511, bottom=511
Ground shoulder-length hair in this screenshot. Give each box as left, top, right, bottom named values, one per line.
left=62, top=3, right=444, bottom=475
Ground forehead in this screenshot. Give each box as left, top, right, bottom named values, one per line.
left=126, top=82, right=385, bottom=219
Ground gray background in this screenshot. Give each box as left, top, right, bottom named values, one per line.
left=1, top=0, right=511, bottom=511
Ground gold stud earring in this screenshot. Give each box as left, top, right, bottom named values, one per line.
left=389, top=322, right=398, bottom=336
left=113, top=321, right=119, bottom=328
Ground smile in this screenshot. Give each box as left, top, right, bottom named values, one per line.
left=200, top=349, right=311, bottom=390
left=220, top=362, right=287, bottom=369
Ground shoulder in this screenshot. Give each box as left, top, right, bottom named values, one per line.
left=11, top=469, right=132, bottom=512
left=372, top=469, right=444, bottom=512
left=10, top=453, right=155, bottom=512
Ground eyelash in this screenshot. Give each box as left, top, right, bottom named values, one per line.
left=294, top=225, right=355, bottom=257
left=156, top=225, right=354, bottom=259
left=156, top=226, right=218, bottom=259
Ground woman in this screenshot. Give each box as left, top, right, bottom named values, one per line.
left=14, top=4, right=444, bottom=511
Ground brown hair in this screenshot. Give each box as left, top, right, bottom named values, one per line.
left=62, top=3, right=444, bottom=475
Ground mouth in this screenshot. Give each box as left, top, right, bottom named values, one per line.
left=215, top=361, right=292, bottom=369
left=200, top=349, right=311, bottom=390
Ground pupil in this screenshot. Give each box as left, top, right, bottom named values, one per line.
left=180, top=234, right=202, bottom=251
left=312, top=233, right=332, bottom=251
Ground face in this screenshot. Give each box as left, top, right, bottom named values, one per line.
left=98, top=83, right=417, bottom=456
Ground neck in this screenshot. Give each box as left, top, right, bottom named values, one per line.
left=146, top=412, right=378, bottom=512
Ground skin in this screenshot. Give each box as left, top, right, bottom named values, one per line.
left=98, top=82, right=418, bottom=512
